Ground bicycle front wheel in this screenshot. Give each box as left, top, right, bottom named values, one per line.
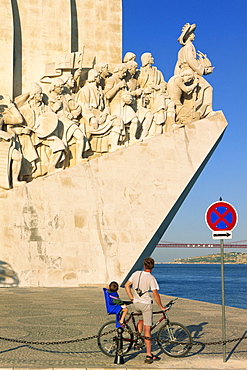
left=97, top=320, right=134, bottom=357
left=157, top=321, right=192, bottom=357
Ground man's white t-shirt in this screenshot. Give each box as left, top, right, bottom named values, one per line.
left=129, top=270, right=159, bottom=304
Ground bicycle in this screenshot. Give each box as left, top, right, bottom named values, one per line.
left=97, top=298, right=192, bottom=358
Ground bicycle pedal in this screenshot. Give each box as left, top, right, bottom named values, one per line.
left=134, top=337, right=144, bottom=350
left=134, top=345, right=142, bottom=351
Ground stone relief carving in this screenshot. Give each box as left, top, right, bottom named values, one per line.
left=48, top=78, right=89, bottom=166
left=0, top=23, right=215, bottom=189
left=17, top=83, right=66, bottom=180
left=0, top=95, right=25, bottom=189
left=76, top=69, right=123, bottom=154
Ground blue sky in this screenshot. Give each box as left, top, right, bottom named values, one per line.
left=122, top=0, right=247, bottom=262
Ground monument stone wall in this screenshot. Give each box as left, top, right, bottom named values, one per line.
left=0, top=0, right=122, bottom=97
left=0, top=1, right=13, bottom=96
left=0, top=2, right=228, bottom=287
left=0, top=112, right=227, bottom=286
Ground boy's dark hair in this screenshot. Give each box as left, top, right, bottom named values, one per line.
left=109, top=281, right=119, bottom=292
left=143, top=257, right=154, bottom=270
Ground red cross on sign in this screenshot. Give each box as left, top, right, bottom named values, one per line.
left=205, top=201, right=238, bottom=232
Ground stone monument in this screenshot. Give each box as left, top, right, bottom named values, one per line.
left=0, top=3, right=227, bottom=287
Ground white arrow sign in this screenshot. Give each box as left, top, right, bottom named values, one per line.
left=212, top=231, right=232, bottom=240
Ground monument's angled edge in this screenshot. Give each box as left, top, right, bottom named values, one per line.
left=0, top=2, right=228, bottom=287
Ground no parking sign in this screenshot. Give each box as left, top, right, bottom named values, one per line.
left=205, top=200, right=238, bottom=362
left=205, top=201, right=238, bottom=239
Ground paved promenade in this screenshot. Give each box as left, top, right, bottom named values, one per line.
left=0, top=287, right=246, bottom=369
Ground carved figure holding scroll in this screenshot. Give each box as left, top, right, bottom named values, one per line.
left=175, top=23, right=214, bottom=118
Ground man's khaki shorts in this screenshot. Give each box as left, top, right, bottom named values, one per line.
left=133, top=302, right=152, bottom=326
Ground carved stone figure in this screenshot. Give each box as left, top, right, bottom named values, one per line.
left=104, top=64, right=139, bottom=145
left=19, top=83, right=66, bottom=178
left=76, top=69, right=123, bottom=153
left=124, top=61, right=153, bottom=140
left=0, top=95, right=25, bottom=189
left=125, top=61, right=142, bottom=108
left=96, top=62, right=111, bottom=90
left=123, top=52, right=136, bottom=63
left=73, top=68, right=83, bottom=93
left=63, top=73, right=76, bottom=95
left=48, top=78, right=89, bottom=166
left=167, top=69, right=201, bottom=125
left=0, top=18, right=219, bottom=191
left=138, top=53, right=165, bottom=104
left=175, top=23, right=214, bottom=118
left=150, top=82, right=176, bottom=134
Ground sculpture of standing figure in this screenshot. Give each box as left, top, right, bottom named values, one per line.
left=19, top=83, right=65, bottom=178
left=104, top=64, right=139, bottom=145
left=0, top=95, right=25, bottom=189
left=76, top=69, right=123, bottom=153
left=48, top=78, right=89, bottom=166
left=125, top=61, right=153, bottom=140
left=175, top=23, right=214, bottom=118
left=138, top=52, right=165, bottom=109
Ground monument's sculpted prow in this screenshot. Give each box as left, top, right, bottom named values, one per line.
left=0, top=4, right=228, bottom=287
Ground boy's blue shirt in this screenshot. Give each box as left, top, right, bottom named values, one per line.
left=107, top=290, right=124, bottom=306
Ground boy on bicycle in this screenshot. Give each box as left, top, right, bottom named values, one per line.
left=107, top=281, right=128, bottom=327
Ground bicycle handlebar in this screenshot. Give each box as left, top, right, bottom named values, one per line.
left=153, top=298, right=178, bottom=314
left=166, top=298, right=178, bottom=306
left=163, top=298, right=178, bottom=311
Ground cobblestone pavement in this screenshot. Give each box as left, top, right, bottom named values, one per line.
left=0, top=287, right=246, bottom=369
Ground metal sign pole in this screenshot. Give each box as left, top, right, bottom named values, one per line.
left=220, top=238, right=226, bottom=362
left=205, top=199, right=238, bottom=363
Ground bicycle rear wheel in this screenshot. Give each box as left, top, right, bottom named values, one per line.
left=157, top=321, right=192, bottom=357
left=97, top=320, right=134, bottom=357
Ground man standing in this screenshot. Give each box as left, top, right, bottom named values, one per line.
left=125, top=257, right=166, bottom=364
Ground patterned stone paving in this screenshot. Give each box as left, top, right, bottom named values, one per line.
left=0, top=287, right=246, bottom=369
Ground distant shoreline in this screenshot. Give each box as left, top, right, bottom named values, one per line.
left=155, top=251, right=247, bottom=265
left=155, top=262, right=247, bottom=265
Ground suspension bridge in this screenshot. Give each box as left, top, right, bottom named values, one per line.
left=157, top=240, right=247, bottom=248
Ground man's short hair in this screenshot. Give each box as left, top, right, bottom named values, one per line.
left=143, top=257, right=154, bottom=270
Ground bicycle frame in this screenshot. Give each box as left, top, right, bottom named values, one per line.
left=97, top=298, right=192, bottom=358
left=125, top=309, right=169, bottom=333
